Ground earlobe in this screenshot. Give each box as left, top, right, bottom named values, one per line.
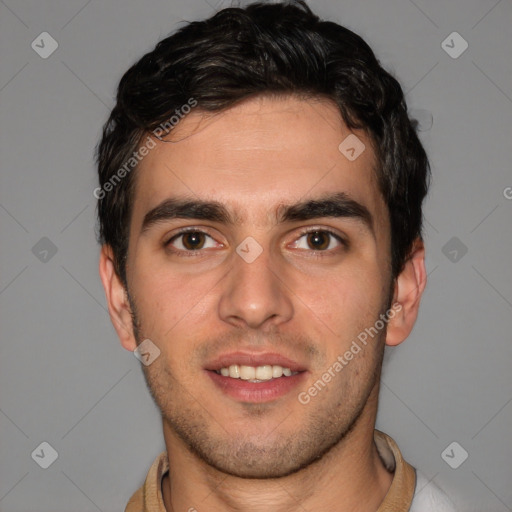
left=385, top=239, right=427, bottom=347
left=99, top=245, right=137, bottom=352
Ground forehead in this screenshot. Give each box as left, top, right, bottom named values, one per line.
left=131, top=95, right=386, bottom=230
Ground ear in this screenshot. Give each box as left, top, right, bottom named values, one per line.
left=99, top=245, right=137, bottom=352
left=385, top=238, right=427, bottom=347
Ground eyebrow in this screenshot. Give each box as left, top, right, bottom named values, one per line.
left=278, top=192, right=373, bottom=231
left=141, top=192, right=374, bottom=234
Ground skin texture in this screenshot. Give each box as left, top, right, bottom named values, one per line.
left=100, top=95, right=426, bottom=511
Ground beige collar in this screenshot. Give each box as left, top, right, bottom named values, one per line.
left=374, top=430, right=416, bottom=511
left=125, top=430, right=416, bottom=512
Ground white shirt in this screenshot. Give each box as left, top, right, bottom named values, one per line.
left=410, top=471, right=457, bottom=511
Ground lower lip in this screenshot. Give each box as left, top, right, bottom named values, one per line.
left=206, top=370, right=307, bottom=403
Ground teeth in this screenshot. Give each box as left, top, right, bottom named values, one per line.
left=216, top=364, right=298, bottom=381
left=272, top=365, right=283, bottom=378
left=240, top=365, right=256, bottom=380
left=255, top=365, right=273, bottom=380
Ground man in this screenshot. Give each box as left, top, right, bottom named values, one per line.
left=96, top=1, right=456, bottom=510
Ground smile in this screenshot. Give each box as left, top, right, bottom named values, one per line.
left=214, top=364, right=299, bottom=382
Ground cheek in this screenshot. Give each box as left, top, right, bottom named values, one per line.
left=130, top=257, right=222, bottom=342
left=291, top=262, right=385, bottom=336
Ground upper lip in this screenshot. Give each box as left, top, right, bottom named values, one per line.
left=204, top=351, right=308, bottom=372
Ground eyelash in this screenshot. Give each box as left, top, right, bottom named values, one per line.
left=164, top=227, right=218, bottom=258
left=294, top=228, right=347, bottom=254
left=164, top=227, right=347, bottom=257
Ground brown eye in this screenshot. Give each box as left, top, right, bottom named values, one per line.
left=181, top=232, right=206, bottom=250
left=291, top=229, right=344, bottom=252
left=167, top=231, right=218, bottom=252
left=306, top=231, right=331, bottom=250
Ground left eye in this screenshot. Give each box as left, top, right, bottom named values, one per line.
left=292, top=231, right=342, bottom=251
left=168, top=231, right=218, bottom=251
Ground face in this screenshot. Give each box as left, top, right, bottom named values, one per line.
left=109, top=95, right=397, bottom=478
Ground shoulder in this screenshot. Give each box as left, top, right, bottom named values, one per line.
left=125, top=486, right=143, bottom=512
left=410, top=471, right=457, bottom=512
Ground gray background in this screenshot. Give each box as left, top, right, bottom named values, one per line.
left=0, top=0, right=511, bottom=510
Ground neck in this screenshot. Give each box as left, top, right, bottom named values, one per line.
left=161, top=389, right=393, bottom=512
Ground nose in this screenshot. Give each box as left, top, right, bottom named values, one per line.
left=217, top=244, right=294, bottom=330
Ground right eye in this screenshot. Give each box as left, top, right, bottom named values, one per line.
left=166, top=230, right=222, bottom=254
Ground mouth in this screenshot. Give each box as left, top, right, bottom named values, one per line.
left=214, top=364, right=299, bottom=382
left=204, top=352, right=308, bottom=403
